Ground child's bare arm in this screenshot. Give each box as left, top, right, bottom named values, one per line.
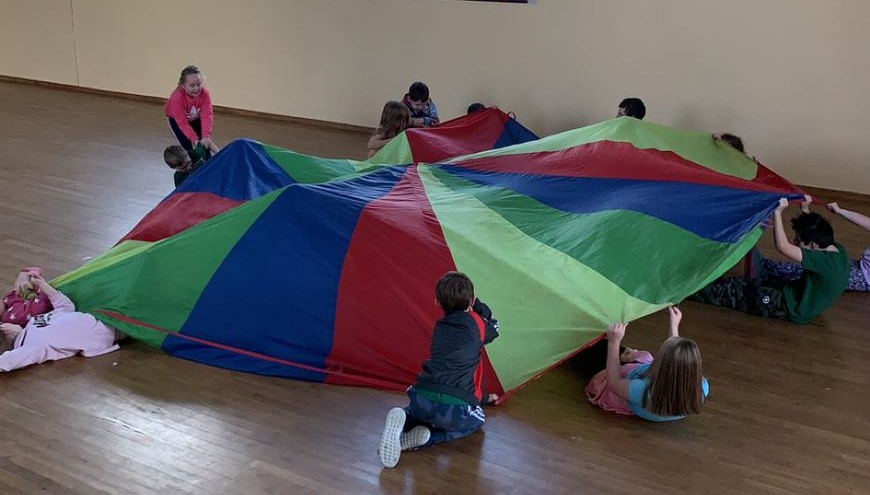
left=828, top=202, right=870, bottom=232
left=774, top=198, right=803, bottom=262
left=605, top=323, right=631, bottom=400
left=667, top=306, right=682, bottom=339
left=367, top=134, right=392, bottom=152
left=199, top=137, right=220, bottom=154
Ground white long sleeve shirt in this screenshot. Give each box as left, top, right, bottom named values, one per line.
left=0, top=290, right=122, bottom=372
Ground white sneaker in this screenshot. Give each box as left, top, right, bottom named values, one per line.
left=400, top=426, right=431, bottom=451
left=378, top=408, right=405, bottom=468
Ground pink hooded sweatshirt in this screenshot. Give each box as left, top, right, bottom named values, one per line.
left=164, top=85, right=214, bottom=142
left=0, top=289, right=124, bottom=372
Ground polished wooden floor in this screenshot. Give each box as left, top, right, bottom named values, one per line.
left=1, top=81, right=868, bottom=495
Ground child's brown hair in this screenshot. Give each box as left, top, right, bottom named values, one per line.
left=178, top=65, right=202, bottom=85
left=642, top=337, right=704, bottom=416
left=164, top=145, right=190, bottom=169
left=718, top=133, right=745, bottom=153
left=376, top=101, right=410, bottom=140
left=435, top=272, right=474, bottom=313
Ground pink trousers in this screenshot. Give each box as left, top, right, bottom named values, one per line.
left=585, top=350, right=654, bottom=415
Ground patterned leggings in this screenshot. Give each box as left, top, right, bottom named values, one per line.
left=688, top=277, right=788, bottom=319
left=759, top=257, right=869, bottom=292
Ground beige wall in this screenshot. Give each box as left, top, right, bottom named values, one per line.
left=0, top=0, right=78, bottom=84
left=1, top=0, right=868, bottom=193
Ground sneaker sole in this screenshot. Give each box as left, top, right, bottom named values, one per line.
left=400, top=426, right=431, bottom=451
left=378, top=408, right=405, bottom=468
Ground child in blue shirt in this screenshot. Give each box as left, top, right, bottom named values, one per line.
left=587, top=307, right=709, bottom=422
left=403, top=81, right=439, bottom=128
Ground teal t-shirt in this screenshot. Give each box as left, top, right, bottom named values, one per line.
left=783, top=243, right=850, bottom=324
left=627, top=364, right=709, bottom=422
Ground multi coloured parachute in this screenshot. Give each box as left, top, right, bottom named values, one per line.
left=54, top=111, right=802, bottom=400
left=119, top=108, right=538, bottom=243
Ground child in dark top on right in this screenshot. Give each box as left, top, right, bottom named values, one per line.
left=713, top=132, right=745, bottom=153
left=467, top=102, right=486, bottom=114
left=691, top=197, right=850, bottom=324
left=617, top=97, right=646, bottom=120
left=377, top=271, right=499, bottom=469
left=753, top=201, right=870, bottom=292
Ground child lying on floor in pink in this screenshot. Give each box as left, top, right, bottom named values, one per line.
left=0, top=274, right=125, bottom=372
left=1, top=267, right=54, bottom=326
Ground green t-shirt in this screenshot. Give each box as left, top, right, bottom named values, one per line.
left=172, top=144, right=210, bottom=188
left=414, top=388, right=471, bottom=406
left=173, top=169, right=191, bottom=188
left=783, top=243, right=850, bottom=324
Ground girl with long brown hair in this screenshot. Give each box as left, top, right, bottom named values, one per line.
left=585, top=306, right=709, bottom=421
left=367, top=101, right=410, bottom=158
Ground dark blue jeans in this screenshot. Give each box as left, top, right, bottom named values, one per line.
left=403, top=388, right=485, bottom=446
left=167, top=117, right=202, bottom=152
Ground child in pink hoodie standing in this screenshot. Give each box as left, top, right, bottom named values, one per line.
left=0, top=275, right=124, bottom=372
left=165, top=65, right=219, bottom=157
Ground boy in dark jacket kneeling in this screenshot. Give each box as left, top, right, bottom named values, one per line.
left=378, top=271, right=500, bottom=468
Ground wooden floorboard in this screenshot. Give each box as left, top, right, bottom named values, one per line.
left=0, top=81, right=868, bottom=494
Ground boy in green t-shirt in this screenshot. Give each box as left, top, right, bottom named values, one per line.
left=163, top=143, right=210, bottom=188
left=692, top=197, right=849, bottom=324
